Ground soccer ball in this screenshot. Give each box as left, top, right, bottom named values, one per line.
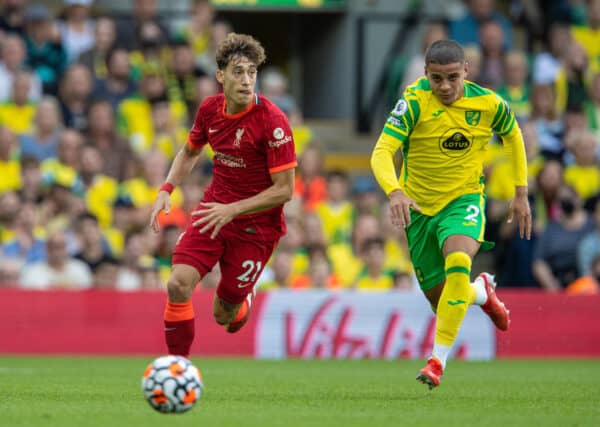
left=141, top=355, right=203, bottom=414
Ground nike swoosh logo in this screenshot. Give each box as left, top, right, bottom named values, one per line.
left=447, top=299, right=466, bottom=306
left=432, top=110, right=445, bottom=117
left=237, top=283, right=253, bottom=288
left=209, top=128, right=219, bottom=133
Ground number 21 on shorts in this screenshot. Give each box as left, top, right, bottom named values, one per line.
left=236, top=260, right=263, bottom=288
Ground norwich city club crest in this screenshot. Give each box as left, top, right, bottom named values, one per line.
left=465, top=110, right=481, bottom=126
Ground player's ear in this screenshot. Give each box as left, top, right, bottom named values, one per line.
left=463, top=61, right=469, bottom=78
left=216, top=69, right=224, bottom=85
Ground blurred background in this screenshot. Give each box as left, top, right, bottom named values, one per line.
left=0, top=0, right=599, bottom=297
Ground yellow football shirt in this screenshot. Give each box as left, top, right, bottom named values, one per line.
left=564, top=165, right=600, bottom=200
left=371, top=77, right=527, bottom=216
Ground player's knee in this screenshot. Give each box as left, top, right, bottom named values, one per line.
left=167, top=276, right=194, bottom=302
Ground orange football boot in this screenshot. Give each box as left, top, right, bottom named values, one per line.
left=225, top=295, right=251, bottom=333
left=478, top=273, right=510, bottom=331
left=416, top=357, right=443, bottom=390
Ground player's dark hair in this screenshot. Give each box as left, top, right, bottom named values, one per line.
left=216, top=33, right=266, bottom=70
left=425, top=40, right=464, bottom=65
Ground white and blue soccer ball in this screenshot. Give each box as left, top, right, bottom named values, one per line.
left=141, top=355, right=203, bottom=414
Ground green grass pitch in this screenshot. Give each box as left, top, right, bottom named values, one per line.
left=1, top=357, right=599, bottom=427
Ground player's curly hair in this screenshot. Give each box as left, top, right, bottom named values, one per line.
left=216, top=33, right=266, bottom=70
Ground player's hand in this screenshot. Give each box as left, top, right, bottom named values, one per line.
left=388, top=189, right=421, bottom=228
left=191, top=202, right=237, bottom=239
left=507, top=188, right=531, bottom=240
left=150, top=191, right=171, bottom=233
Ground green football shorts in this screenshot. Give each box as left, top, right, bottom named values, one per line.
left=405, top=193, right=494, bottom=291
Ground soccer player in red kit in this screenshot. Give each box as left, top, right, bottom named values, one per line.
left=149, top=33, right=297, bottom=357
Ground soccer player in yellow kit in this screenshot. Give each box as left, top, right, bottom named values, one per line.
left=371, top=40, right=532, bottom=389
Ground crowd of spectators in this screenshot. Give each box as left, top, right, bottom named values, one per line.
left=0, top=0, right=599, bottom=294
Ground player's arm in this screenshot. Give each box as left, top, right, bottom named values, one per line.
left=150, top=116, right=206, bottom=232
left=150, top=143, right=204, bottom=232
left=371, top=96, right=421, bottom=227
left=164, top=143, right=204, bottom=188
left=192, top=167, right=295, bottom=239
left=493, top=97, right=531, bottom=239
left=232, top=167, right=295, bottom=215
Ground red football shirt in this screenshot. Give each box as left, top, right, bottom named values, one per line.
left=187, top=93, right=297, bottom=238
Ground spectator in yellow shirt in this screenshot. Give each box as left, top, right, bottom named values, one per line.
left=563, top=129, right=600, bottom=203
left=315, top=170, right=355, bottom=245
left=0, top=127, right=21, bottom=194
left=0, top=70, right=37, bottom=135
left=354, top=237, right=396, bottom=291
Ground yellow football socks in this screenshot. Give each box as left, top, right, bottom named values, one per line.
left=434, top=251, right=476, bottom=347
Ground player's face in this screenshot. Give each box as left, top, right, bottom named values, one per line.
left=425, top=62, right=468, bottom=105
left=217, top=56, right=257, bottom=113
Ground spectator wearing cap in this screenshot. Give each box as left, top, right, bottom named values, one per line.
left=59, top=0, right=95, bottom=63
left=353, top=176, right=381, bottom=217
left=0, top=35, right=43, bottom=103
left=23, top=3, right=67, bottom=96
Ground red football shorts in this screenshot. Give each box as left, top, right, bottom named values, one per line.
left=172, top=219, right=279, bottom=304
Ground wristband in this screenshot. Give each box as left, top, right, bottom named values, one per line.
left=160, top=182, right=174, bottom=194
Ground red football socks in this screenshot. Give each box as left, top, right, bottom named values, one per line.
left=164, top=301, right=195, bottom=357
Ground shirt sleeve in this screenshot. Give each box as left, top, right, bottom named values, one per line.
left=371, top=91, right=419, bottom=196
left=264, top=111, right=297, bottom=174
left=492, top=95, right=528, bottom=187
left=187, top=104, right=208, bottom=150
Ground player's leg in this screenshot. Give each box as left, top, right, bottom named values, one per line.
left=212, top=291, right=252, bottom=333
left=165, top=226, right=224, bottom=356
left=213, top=231, right=278, bottom=333
left=416, top=193, right=495, bottom=388
left=164, top=264, right=201, bottom=357
left=415, top=236, right=479, bottom=389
